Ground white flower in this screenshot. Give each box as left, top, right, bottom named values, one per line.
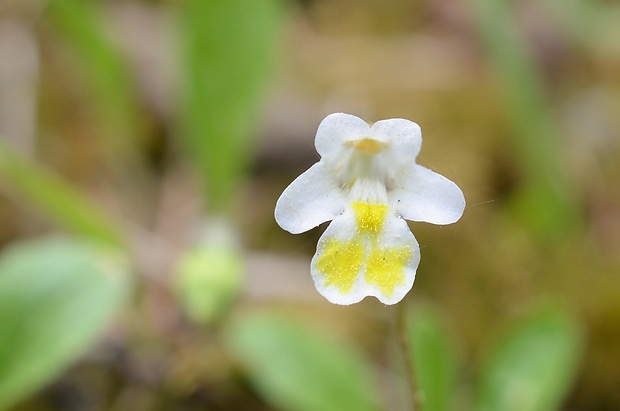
left=275, top=113, right=465, bottom=305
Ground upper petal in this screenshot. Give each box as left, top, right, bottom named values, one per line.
left=275, top=162, right=346, bottom=234
left=390, top=164, right=466, bottom=225
left=370, top=118, right=422, bottom=161
left=315, top=113, right=369, bottom=162
left=370, top=118, right=422, bottom=173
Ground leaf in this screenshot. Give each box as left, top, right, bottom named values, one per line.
left=224, top=312, right=380, bottom=411
left=179, top=0, right=283, bottom=210
left=0, top=142, right=124, bottom=248
left=475, top=306, right=582, bottom=411
left=539, top=0, right=620, bottom=51
left=406, top=304, right=459, bottom=411
left=47, top=0, right=145, bottom=161
left=0, top=237, right=129, bottom=410
left=467, top=0, right=578, bottom=236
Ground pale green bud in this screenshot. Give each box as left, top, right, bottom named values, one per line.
left=173, top=219, right=243, bottom=324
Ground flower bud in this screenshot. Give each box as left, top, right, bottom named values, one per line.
left=173, top=219, right=243, bottom=324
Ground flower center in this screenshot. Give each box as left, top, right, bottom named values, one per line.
left=351, top=138, right=384, bottom=155
left=331, top=138, right=394, bottom=191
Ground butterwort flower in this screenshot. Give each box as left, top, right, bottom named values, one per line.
left=275, top=113, right=465, bottom=305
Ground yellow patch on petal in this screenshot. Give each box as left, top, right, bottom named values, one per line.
left=352, top=202, right=388, bottom=235
left=352, top=138, right=384, bottom=155
left=316, top=237, right=364, bottom=293
left=365, top=245, right=412, bottom=297
left=317, top=203, right=411, bottom=298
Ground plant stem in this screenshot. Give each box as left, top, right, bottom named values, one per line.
left=396, top=302, right=424, bottom=411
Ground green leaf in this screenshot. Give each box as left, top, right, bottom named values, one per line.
left=539, top=0, right=620, bottom=51
left=47, top=0, right=145, bottom=161
left=224, top=312, right=380, bottom=411
left=467, top=0, right=578, bottom=236
left=0, top=142, right=124, bottom=248
left=475, top=306, right=582, bottom=411
left=406, top=304, right=459, bottom=411
left=179, top=0, right=283, bottom=210
left=0, top=237, right=130, bottom=410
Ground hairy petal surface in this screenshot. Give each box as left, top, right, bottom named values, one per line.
left=311, top=209, right=364, bottom=305
left=362, top=214, right=419, bottom=305
left=311, top=205, right=420, bottom=305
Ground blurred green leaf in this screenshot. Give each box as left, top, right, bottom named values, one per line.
left=0, top=237, right=129, bottom=410
left=179, top=0, right=282, bottom=211
left=0, top=142, right=124, bottom=248
left=540, top=0, right=620, bottom=51
left=224, top=312, right=380, bottom=411
left=468, top=0, right=578, bottom=236
left=47, top=0, right=145, bottom=163
left=475, top=306, right=582, bottom=411
left=406, top=304, right=458, bottom=411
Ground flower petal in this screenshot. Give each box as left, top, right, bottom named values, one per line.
left=311, top=206, right=420, bottom=305
left=360, top=214, right=420, bottom=305
left=315, top=113, right=369, bottom=161
left=310, top=208, right=362, bottom=305
left=391, top=164, right=466, bottom=225
left=370, top=118, right=422, bottom=173
left=275, top=162, right=346, bottom=234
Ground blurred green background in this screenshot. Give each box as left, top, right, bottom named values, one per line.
left=0, top=0, right=619, bottom=410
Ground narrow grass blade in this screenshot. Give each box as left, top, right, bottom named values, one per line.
left=0, top=142, right=124, bottom=248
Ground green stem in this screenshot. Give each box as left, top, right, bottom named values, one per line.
left=397, top=303, right=424, bottom=411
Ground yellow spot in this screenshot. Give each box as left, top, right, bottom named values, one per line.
left=316, top=203, right=410, bottom=298
left=316, top=238, right=364, bottom=292
left=352, top=202, right=388, bottom=235
left=365, top=245, right=412, bottom=297
left=352, top=138, right=384, bottom=155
